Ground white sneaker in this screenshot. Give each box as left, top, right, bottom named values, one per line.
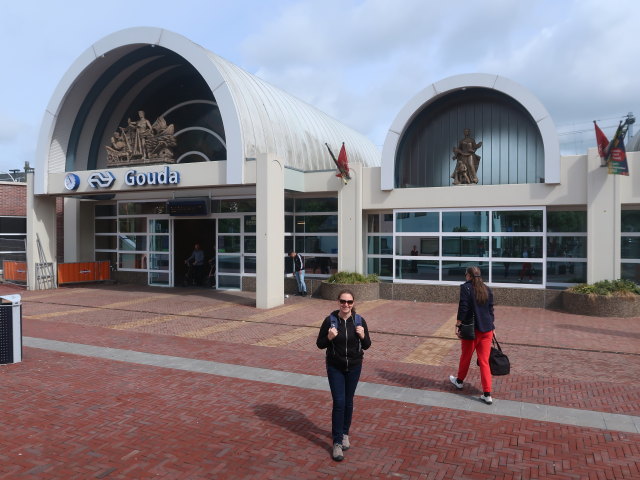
left=479, top=394, right=493, bottom=405
left=342, top=434, right=350, bottom=450
left=449, top=375, right=463, bottom=390
left=332, top=443, right=344, bottom=461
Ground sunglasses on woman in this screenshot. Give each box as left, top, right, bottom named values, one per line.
left=339, top=299, right=354, bottom=305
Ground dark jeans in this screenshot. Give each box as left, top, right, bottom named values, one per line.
left=326, top=363, right=362, bottom=445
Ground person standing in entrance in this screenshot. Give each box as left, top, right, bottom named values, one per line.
left=289, top=250, right=307, bottom=296
left=185, top=243, right=205, bottom=286
left=449, top=266, right=496, bottom=404
left=316, top=289, right=371, bottom=461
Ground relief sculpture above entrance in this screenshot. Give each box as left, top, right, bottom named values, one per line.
left=105, top=110, right=177, bottom=167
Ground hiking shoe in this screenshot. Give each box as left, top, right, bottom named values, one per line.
left=479, top=394, right=493, bottom=405
left=332, top=443, right=344, bottom=461
left=342, top=435, right=350, bottom=450
left=449, top=375, right=463, bottom=390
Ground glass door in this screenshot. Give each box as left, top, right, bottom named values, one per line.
left=217, top=217, right=242, bottom=289
left=148, top=219, right=171, bottom=286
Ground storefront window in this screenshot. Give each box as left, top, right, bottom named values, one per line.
left=442, top=211, right=489, bottom=233
left=443, top=237, right=490, bottom=257
left=368, top=236, right=393, bottom=255
left=396, top=259, right=439, bottom=280
left=396, top=212, right=439, bottom=233
left=491, top=237, right=543, bottom=258
left=212, top=199, right=256, bottom=213
left=442, top=261, right=489, bottom=282
left=492, top=210, right=542, bottom=232
left=547, top=211, right=587, bottom=232
left=218, top=218, right=240, bottom=234
left=119, top=218, right=147, bottom=233
left=294, top=215, right=338, bottom=233
left=295, top=198, right=338, bottom=212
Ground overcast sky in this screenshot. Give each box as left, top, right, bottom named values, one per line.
left=0, top=0, right=638, bottom=174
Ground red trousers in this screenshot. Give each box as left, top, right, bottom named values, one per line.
left=456, top=329, right=494, bottom=393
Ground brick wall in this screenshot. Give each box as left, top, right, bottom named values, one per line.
left=0, top=182, right=26, bottom=216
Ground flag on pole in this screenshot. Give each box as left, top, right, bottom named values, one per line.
left=594, top=121, right=609, bottom=161
left=607, top=125, right=629, bottom=176
left=325, top=142, right=351, bottom=184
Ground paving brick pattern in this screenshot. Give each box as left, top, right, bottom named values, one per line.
left=0, top=283, right=638, bottom=478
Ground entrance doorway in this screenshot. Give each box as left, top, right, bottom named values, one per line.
left=174, top=219, right=215, bottom=287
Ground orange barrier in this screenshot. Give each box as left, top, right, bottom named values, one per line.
left=2, top=261, right=27, bottom=283
left=57, top=261, right=111, bottom=284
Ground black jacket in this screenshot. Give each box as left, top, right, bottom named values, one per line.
left=291, top=254, right=304, bottom=273
left=316, top=310, right=371, bottom=371
left=457, top=280, right=495, bottom=333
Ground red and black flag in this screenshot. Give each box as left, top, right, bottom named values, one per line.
left=325, top=142, right=351, bottom=184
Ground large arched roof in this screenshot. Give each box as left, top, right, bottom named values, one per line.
left=380, top=73, right=560, bottom=190
left=35, top=27, right=380, bottom=194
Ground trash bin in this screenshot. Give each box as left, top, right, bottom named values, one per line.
left=0, top=294, right=22, bottom=364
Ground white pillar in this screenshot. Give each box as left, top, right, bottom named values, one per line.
left=586, top=147, right=621, bottom=283
left=63, top=198, right=95, bottom=262
left=338, top=163, right=363, bottom=273
left=256, top=154, right=284, bottom=308
left=26, top=173, right=57, bottom=290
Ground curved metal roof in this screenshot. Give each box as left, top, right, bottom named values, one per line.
left=36, top=27, right=380, bottom=192
left=628, top=132, right=640, bottom=152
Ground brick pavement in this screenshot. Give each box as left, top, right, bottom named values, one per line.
left=0, top=283, right=639, bottom=479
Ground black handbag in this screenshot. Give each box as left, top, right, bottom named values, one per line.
left=457, top=322, right=475, bottom=340
left=488, top=335, right=510, bottom=376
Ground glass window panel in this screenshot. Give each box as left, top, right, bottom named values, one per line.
left=244, top=256, right=256, bottom=274
left=442, top=262, right=489, bottom=282
left=118, top=253, right=147, bottom=269
left=396, top=212, right=439, bottom=233
left=95, top=204, right=116, bottom=217
left=547, top=211, right=587, bottom=232
left=368, top=214, right=380, bottom=233
left=218, top=218, right=240, bottom=234
left=368, top=258, right=393, bottom=277
left=212, top=199, right=256, bottom=213
left=395, top=236, right=438, bottom=256
left=244, top=215, right=257, bottom=233
left=218, top=236, right=240, bottom=253
left=395, top=259, right=439, bottom=280
left=305, top=256, right=333, bottom=275
left=96, top=251, right=116, bottom=265
left=244, top=236, right=256, bottom=254
left=491, top=237, right=542, bottom=258
left=381, top=214, right=394, bottom=233
left=0, top=237, right=26, bottom=252
left=149, top=272, right=170, bottom=286
left=295, top=197, right=338, bottom=212
left=443, top=237, right=489, bottom=257
left=294, top=237, right=304, bottom=253
left=622, top=237, right=640, bottom=259
left=491, top=260, right=518, bottom=283
left=149, top=254, right=170, bottom=270
left=492, top=210, right=542, bottom=232
left=119, top=218, right=147, bottom=233
left=119, top=235, right=146, bottom=251
left=622, top=210, right=640, bottom=232
left=284, top=197, right=294, bottom=212
left=284, top=236, right=293, bottom=254
left=512, top=261, right=543, bottom=283
left=285, top=215, right=293, bottom=233
left=546, top=261, right=587, bottom=284
left=218, top=275, right=241, bottom=289
left=0, top=217, right=26, bottom=233
left=547, top=236, right=586, bottom=258
left=150, top=235, right=169, bottom=252
left=218, top=255, right=241, bottom=273
left=621, top=263, right=640, bottom=283
left=442, top=211, right=489, bottom=232
left=95, top=236, right=117, bottom=250
left=118, top=202, right=166, bottom=215
left=96, top=219, right=117, bottom=233
left=298, top=236, right=338, bottom=254
left=368, top=236, right=393, bottom=254
left=295, top=215, right=338, bottom=233
left=150, top=219, right=169, bottom=234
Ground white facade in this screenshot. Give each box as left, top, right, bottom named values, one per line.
left=29, top=28, right=640, bottom=307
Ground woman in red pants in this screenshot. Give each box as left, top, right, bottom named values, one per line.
left=449, top=265, right=496, bottom=404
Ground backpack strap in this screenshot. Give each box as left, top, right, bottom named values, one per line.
left=329, top=313, right=339, bottom=330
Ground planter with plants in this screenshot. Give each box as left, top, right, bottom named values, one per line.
left=320, top=271, right=380, bottom=301
left=562, top=279, right=640, bottom=317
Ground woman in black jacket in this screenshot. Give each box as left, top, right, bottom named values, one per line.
left=316, top=289, right=371, bottom=461
left=449, top=266, right=496, bottom=404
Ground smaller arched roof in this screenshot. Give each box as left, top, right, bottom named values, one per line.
left=35, top=27, right=380, bottom=194
left=380, top=73, right=560, bottom=190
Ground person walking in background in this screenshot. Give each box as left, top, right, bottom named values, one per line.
left=185, top=243, right=205, bottom=286
left=316, top=290, right=371, bottom=461
left=449, top=266, right=496, bottom=404
left=289, top=250, right=307, bottom=296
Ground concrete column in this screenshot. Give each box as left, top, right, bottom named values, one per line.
left=26, top=173, right=57, bottom=290
left=337, top=163, right=363, bottom=273
left=256, top=154, right=284, bottom=309
left=586, top=147, right=621, bottom=282
left=63, top=198, right=95, bottom=262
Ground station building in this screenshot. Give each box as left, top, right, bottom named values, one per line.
left=28, top=27, right=640, bottom=308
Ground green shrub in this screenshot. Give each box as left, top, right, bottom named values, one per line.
left=326, top=271, right=379, bottom=284
left=568, top=279, right=640, bottom=296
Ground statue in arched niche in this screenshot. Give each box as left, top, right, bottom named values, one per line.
left=451, top=128, right=482, bottom=185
